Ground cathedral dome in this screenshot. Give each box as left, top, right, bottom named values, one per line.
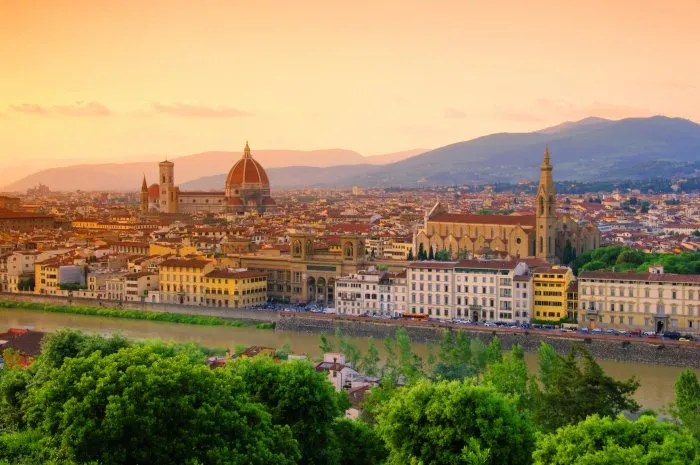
left=225, top=142, right=269, bottom=188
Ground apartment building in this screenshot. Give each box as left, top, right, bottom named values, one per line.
left=454, top=260, right=531, bottom=324
left=407, top=261, right=455, bottom=320
left=407, top=260, right=532, bottom=323
left=0, top=251, right=40, bottom=292
left=124, top=272, right=159, bottom=301
left=202, top=269, right=267, bottom=308
left=335, top=270, right=383, bottom=315
left=532, top=266, right=574, bottom=321
left=379, top=271, right=407, bottom=316
left=158, top=258, right=215, bottom=305
left=579, top=266, right=700, bottom=333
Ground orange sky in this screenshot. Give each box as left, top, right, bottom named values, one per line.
left=1, top=0, right=699, bottom=177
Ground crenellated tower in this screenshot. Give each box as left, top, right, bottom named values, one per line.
left=536, top=146, right=556, bottom=261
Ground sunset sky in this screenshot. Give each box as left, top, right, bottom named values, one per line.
left=1, top=0, right=699, bottom=179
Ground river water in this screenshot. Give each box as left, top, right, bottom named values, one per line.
left=1, top=308, right=696, bottom=410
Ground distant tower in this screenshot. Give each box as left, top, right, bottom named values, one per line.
left=536, top=146, right=556, bottom=261
left=159, top=160, right=177, bottom=213
left=140, top=175, right=149, bottom=214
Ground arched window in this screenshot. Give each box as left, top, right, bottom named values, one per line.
left=539, top=196, right=544, bottom=215
left=539, top=236, right=543, bottom=254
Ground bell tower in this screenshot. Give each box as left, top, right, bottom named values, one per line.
left=140, top=175, right=149, bottom=214
left=159, top=160, right=177, bottom=213
left=536, top=146, right=556, bottom=261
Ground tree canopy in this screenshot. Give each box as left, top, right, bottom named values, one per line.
left=377, top=379, right=535, bottom=465
left=533, top=414, right=700, bottom=465
left=573, top=245, right=700, bottom=275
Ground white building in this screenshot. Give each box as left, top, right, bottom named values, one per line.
left=579, top=265, right=700, bottom=333
left=407, top=259, right=532, bottom=323
left=335, top=270, right=382, bottom=315
left=378, top=271, right=407, bottom=317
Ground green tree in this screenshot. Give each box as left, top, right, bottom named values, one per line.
left=332, top=419, right=387, bottom=465
left=428, top=246, right=435, bottom=260
left=23, top=345, right=299, bottom=465
left=433, top=329, right=477, bottom=380
left=228, top=357, right=349, bottom=465
left=532, top=344, right=640, bottom=431
left=407, top=249, right=414, bottom=261
left=395, top=328, right=423, bottom=383
left=533, top=414, right=700, bottom=465
left=561, top=239, right=576, bottom=266
left=39, top=329, right=130, bottom=370
left=319, top=334, right=335, bottom=353
left=335, top=328, right=361, bottom=368
left=417, top=243, right=426, bottom=260
left=359, top=337, right=380, bottom=377
left=435, top=249, right=449, bottom=261
left=673, top=369, right=700, bottom=439
left=377, top=379, right=535, bottom=465
left=0, top=367, right=33, bottom=431
left=483, top=344, right=534, bottom=413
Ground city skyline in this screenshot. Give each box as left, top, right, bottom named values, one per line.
left=1, top=0, right=699, bottom=175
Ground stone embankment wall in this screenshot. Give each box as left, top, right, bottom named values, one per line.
left=278, top=313, right=700, bottom=368
left=0, top=292, right=279, bottom=324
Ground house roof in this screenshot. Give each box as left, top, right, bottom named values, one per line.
left=429, top=212, right=536, bottom=227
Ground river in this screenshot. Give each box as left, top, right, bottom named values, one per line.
left=1, top=308, right=696, bottom=411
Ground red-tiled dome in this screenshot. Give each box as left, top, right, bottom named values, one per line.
left=148, top=184, right=160, bottom=200
left=225, top=142, right=269, bottom=187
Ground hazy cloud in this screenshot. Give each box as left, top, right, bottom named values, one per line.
left=444, top=108, right=467, bottom=119
left=9, top=101, right=111, bottom=117
left=54, top=101, right=111, bottom=116
left=10, top=104, right=51, bottom=115
left=151, top=102, right=253, bottom=118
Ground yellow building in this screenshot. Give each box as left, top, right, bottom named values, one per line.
left=34, top=260, right=59, bottom=295
left=237, top=234, right=405, bottom=304
left=158, top=258, right=215, bottom=305
left=202, top=269, right=267, bottom=308
left=414, top=147, right=600, bottom=262
left=533, top=265, right=574, bottom=321
left=149, top=243, right=198, bottom=257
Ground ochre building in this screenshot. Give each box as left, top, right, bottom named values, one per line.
left=141, top=142, right=276, bottom=215
left=414, top=147, right=600, bottom=263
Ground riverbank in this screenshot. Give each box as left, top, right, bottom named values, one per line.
left=0, top=292, right=279, bottom=323
left=0, top=301, right=274, bottom=330
left=277, top=312, right=700, bottom=368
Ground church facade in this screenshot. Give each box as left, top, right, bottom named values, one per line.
left=140, top=142, right=275, bottom=215
left=414, top=147, right=600, bottom=263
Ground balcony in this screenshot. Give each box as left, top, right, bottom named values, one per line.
left=585, top=306, right=598, bottom=315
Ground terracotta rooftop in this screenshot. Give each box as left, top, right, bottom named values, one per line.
left=429, top=212, right=536, bottom=227
left=205, top=269, right=267, bottom=279
left=580, top=271, right=700, bottom=284
left=159, top=258, right=212, bottom=269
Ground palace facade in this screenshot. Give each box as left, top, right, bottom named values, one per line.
left=414, top=147, right=600, bottom=263
left=140, top=142, right=276, bottom=215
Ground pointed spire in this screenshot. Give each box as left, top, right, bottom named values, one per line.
left=543, top=145, right=551, bottom=165
left=141, top=175, right=148, bottom=192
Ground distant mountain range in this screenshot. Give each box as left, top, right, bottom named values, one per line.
left=4, top=116, right=700, bottom=192
left=183, top=116, right=700, bottom=189
left=1, top=148, right=427, bottom=192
